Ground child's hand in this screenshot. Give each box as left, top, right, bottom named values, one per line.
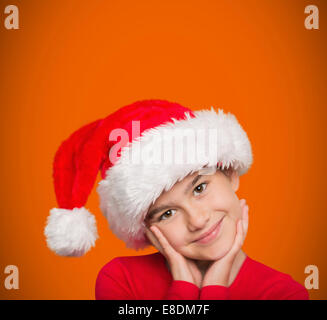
left=145, top=225, right=203, bottom=288
left=202, top=199, right=249, bottom=288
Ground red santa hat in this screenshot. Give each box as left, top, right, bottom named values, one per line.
left=44, top=99, right=253, bottom=256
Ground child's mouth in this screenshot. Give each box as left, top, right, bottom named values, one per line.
left=193, top=216, right=225, bottom=245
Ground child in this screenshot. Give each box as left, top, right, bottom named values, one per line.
left=44, top=99, right=309, bottom=300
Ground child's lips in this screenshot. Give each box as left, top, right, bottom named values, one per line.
left=192, top=216, right=225, bottom=244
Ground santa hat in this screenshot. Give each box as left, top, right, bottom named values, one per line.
left=44, top=99, right=253, bottom=256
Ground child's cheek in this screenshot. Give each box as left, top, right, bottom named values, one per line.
left=227, top=204, right=241, bottom=223
left=224, top=192, right=242, bottom=221
left=165, top=230, right=185, bottom=249
left=209, top=185, right=234, bottom=208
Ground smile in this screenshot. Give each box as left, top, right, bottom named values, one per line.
left=193, top=216, right=225, bottom=245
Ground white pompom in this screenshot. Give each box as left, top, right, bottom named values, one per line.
left=44, top=207, right=99, bottom=257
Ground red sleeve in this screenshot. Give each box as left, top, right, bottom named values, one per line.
left=261, top=276, right=310, bottom=300
left=163, top=280, right=200, bottom=300
left=283, top=289, right=310, bottom=300
left=95, top=258, right=136, bottom=300
left=200, top=285, right=229, bottom=300
left=95, top=258, right=200, bottom=300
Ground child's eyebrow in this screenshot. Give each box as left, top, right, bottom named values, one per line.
left=146, top=174, right=203, bottom=220
left=184, top=174, right=203, bottom=195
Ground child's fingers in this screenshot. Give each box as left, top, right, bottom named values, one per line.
left=227, top=219, right=244, bottom=258
left=236, top=219, right=244, bottom=247
left=145, top=226, right=164, bottom=253
left=149, top=225, right=178, bottom=259
left=242, top=205, right=249, bottom=241
left=229, top=204, right=249, bottom=258
left=239, top=199, right=246, bottom=208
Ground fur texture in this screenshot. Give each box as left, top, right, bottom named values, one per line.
left=44, top=207, right=98, bottom=256
left=97, top=108, right=253, bottom=250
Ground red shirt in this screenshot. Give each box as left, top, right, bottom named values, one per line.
left=95, top=252, right=309, bottom=300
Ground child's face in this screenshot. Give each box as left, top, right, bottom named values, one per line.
left=144, top=168, right=242, bottom=261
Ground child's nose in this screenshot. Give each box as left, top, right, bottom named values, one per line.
left=186, top=208, right=210, bottom=231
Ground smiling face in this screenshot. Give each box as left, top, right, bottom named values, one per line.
left=144, top=167, right=243, bottom=261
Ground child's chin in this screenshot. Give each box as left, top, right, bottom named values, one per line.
left=203, top=252, right=226, bottom=261
left=201, top=243, right=231, bottom=260
left=184, top=238, right=231, bottom=260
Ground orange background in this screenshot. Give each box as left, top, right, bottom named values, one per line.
left=0, top=0, right=326, bottom=300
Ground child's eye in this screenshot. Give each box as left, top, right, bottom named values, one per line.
left=158, top=209, right=176, bottom=221
left=193, top=182, right=208, bottom=196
